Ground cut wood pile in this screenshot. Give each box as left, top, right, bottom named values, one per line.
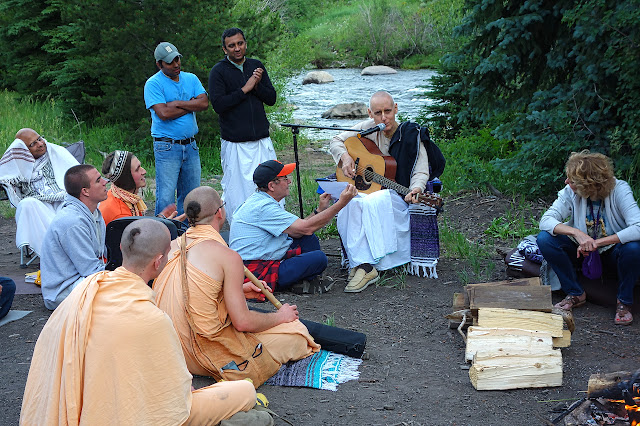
left=447, top=277, right=574, bottom=391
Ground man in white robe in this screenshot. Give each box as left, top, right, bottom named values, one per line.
left=0, top=128, right=78, bottom=257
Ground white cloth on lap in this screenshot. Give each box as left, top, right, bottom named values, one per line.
left=337, top=189, right=410, bottom=271
left=16, top=198, right=63, bottom=255
left=220, top=137, right=277, bottom=225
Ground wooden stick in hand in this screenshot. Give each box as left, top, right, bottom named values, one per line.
left=243, top=266, right=282, bottom=309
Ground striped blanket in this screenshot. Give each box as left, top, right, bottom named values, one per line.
left=265, top=350, right=362, bottom=391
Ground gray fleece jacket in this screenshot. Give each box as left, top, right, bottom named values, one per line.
left=41, top=194, right=106, bottom=309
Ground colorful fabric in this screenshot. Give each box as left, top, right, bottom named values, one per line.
left=265, top=349, right=362, bottom=391
left=243, top=246, right=302, bottom=290
left=408, top=202, right=439, bottom=278
left=110, top=184, right=147, bottom=216
left=105, top=150, right=129, bottom=182
left=516, top=236, right=544, bottom=264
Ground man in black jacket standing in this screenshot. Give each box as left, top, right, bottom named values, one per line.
left=209, top=27, right=278, bottom=224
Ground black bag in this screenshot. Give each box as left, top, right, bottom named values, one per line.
left=249, top=307, right=367, bottom=358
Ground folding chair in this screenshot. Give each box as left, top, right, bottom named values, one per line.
left=105, top=216, right=180, bottom=271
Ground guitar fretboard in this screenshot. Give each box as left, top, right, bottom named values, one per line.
left=355, top=164, right=410, bottom=196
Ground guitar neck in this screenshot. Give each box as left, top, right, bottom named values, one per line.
left=362, top=168, right=410, bottom=196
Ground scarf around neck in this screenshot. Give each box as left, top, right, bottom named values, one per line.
left=110, top=184, right=147, bottom=217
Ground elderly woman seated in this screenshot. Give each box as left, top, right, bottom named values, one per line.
left=100, top=150, right=177, bottom=225
left=537, top=150, right=640, bottom=326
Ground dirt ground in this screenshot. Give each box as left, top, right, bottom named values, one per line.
left=1, top=189, right=639, bottom=425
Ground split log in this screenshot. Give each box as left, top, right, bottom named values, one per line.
left=477, top=308, right=564, bottom=337
left=469, top=348, right=562, bottom=390
left=468, top=284, right=552, bottom=314
left=465, top=326, right=553, bottom=362
left=552, top=330, right=572, bottom=348
left=466, top=277, right=540, bottom=288
left=587, top=371, right=634, bottom=398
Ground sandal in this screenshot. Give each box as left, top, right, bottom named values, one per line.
left=554, top=294, right=586, bottom=311
left=615, top=301, right=633, bottom=326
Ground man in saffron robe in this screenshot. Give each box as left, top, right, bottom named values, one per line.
left=21, top=219, right=258, bottom=425
left=154, top=186, right=320, bottom=387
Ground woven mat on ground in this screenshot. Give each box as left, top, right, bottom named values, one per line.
left=265, top=350, right=362, bottom=391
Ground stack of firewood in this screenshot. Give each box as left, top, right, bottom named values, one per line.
left=448, top=277, right=574, bottom=390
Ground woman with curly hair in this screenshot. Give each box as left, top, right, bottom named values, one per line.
left=537, top=150, right=640, bottom=325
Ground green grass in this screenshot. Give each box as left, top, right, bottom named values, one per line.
left=439, top=216, right=496, bottom=284
left=322, top=313, right=336, bottom=327
left=376, top=267, right=408, bottom=290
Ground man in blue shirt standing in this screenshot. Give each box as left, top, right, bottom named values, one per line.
left=144, top=42, right=209, bottom=216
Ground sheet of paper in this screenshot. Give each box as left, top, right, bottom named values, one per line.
left=316, top=180, right=349, bottom=199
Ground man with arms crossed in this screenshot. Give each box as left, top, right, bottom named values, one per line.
left=22, top=219, right=260, bottom=425
left=209, top=27, right=278, bottom=223
left=144, top=41, right=208, bottom=216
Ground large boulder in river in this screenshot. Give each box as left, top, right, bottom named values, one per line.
left=361, top=66, right=397, bottom=76
left=321, top=102, right=368, bottom=119
left=302, top=71, right=335, bottom=85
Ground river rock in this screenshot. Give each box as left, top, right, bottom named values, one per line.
left=321, top=102, right=368, bottom=119
left=361, top=66, right=397, bottom=76
left=302, top=71, right=335, bottom=85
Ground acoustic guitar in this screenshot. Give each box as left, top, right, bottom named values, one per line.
left=336, top=136, right=443, bottom=209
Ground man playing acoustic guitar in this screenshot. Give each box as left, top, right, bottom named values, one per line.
left=329, top=90, right=442, bottom=292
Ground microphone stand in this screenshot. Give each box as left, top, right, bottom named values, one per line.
left=280, top=123, right=366, bottom=218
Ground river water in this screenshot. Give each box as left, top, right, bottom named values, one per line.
left=284, top=68, right=437, bottom=141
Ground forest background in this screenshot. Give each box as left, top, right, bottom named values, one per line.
left=0, top=0, right=638, bottom=201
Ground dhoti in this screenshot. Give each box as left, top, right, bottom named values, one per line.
left=15, top=198, right=63, bottom=255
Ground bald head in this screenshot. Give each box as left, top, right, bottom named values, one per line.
left=184, top=186, right=223, bottom=226
left=15, top=128, right=47, bottom=159
left=369, top=91, right=394, bottom=108
left=121, top=219, right=171, bottom=271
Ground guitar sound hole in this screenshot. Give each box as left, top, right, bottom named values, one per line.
left=354, top=175, right=371, bottom=191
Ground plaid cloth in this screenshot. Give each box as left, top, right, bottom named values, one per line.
left=243, top=246, right=302, bottom=291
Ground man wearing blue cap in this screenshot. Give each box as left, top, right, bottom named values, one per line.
left=144, top=42, right=209, bottom=217
left=230, top=160, right=357, bottom=294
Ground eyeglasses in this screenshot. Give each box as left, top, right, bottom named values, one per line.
left=271, top=175, right=291, bottom=184
left=235, top=343, right=263, bottom=371
left=214, top=201, right=226, bottom=214
left=28, top=136, right=44, bottom=148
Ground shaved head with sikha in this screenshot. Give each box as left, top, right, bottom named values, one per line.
left=121, top=219, right=171, bottom=271
left=184, top=186, right=223, bottom=226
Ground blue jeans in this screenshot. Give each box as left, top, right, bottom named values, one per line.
left=0, top=277, right=16, bottom=320
left=278, top=234, right=328, bottom=288
left=153, top=140, right=201, bottom=216
left=537, top=231, right=640, bottom=305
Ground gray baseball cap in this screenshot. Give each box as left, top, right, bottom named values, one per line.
left=154, top=42, right=182, bottom=63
